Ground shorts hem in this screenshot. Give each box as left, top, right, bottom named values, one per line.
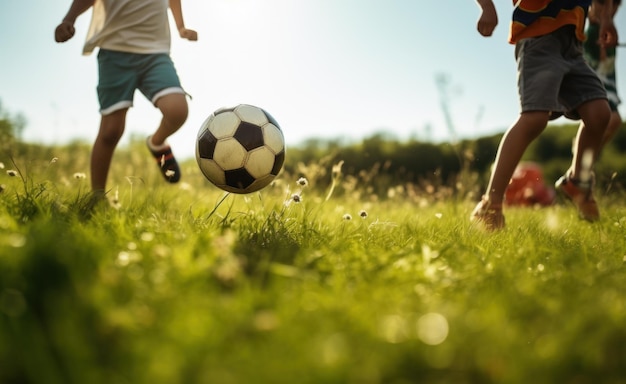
left=569, top=95, right=608, bottom=112
left=101, top=101, right=132, bottom=115
left=151, top=87, right=185, bottom=105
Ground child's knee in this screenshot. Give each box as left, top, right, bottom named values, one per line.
left=96, top=130, right=123, bottom=149
left=99, top=113, right=126, bottom=145
left=164, top=106, right=188, bottom=127
left=517, top=111, right=549, bottom=138
left=158, top=94, right=188, bottom=127
left=579, top=99, right=611, bottom=130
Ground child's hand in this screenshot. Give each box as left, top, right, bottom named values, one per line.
left=179, top=28, right=198, bottom=41
left=598, top=20, right=618, bottom=48
left=477, top=4, right=498, bottom=37
left=55, top=21, right=75, bottom=42
left=596, top=0, right=618, bottom=48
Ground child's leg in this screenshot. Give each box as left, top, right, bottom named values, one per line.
left=145, top=93, right=188, bottom=183
left=569, top=99, right=610, bottom=180
left=575, top=110, right=620, bottom=162
left=601, top=111, right=622, bottom=147
left=91, top=109, right=127, bottom=192
left=149, top=93, right=189, bottom=146
left=554, top=99, right=609, bottom=222
left=484, top=111, right=549, bottom=205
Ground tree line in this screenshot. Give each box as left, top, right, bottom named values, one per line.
left=2, top=99, right=625, bottom=196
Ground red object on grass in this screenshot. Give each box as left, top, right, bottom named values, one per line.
left=505, top=162, right=555, bottom=207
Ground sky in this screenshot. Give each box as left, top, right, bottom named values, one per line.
left=1, top=0, right=625, bottom=160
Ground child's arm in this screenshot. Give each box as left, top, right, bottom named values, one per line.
left=594, top=0, right=618, bottom=47
left=169, top=0, right=198, bottom=41
left=55, top=0, right=94, bottom=42
left=476, top=0, right=498, bottom=37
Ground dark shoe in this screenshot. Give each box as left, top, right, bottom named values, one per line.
left=555, top=174, right=599, bottom=222
left=147, top=136, right=181, bottom=183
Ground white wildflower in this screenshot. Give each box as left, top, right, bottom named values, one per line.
left=297, top=177, right=309, bottom=187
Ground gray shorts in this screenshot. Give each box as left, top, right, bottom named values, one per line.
left=97, top=49, right=185, bottom=115
left=515, top=25, right=608, bottom=119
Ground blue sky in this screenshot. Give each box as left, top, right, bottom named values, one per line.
left=1, top=0, right=624, bottom=160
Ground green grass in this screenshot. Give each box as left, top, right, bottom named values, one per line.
left=1, top=147, right=626, bottom=384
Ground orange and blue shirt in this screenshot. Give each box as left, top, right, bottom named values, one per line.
left=510, top=0, right=591, bottom=43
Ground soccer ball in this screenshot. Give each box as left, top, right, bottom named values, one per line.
left=196, top=104, right=286, bottom=194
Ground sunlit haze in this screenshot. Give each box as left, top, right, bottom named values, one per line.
left=1, top=0, right=624, bottom=159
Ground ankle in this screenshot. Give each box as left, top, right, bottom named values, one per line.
left=566, top=171, right=595, bottom=189
left=147, top=135, right=169, bottom=151
left=482, top=195, right=502, bottom=209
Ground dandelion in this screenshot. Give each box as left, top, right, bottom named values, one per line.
left=6, top=170, right=17, bottom=177
left=297, top=177, right=309, bottom=187
left=359, top=210, right=368, bottom=219
left=73, top=172, right=86, bottom=179
left=110, top=187, right=121, bottom=210
left=326, top=160, right=344, bottom=201
left=332, top=160, right=344, bottom=179
left=343, top=213, right=352, bottom=221
left=291, top=193, right=302, bottom=203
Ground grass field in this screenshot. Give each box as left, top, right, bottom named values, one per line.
left=1, top=144, right=626, bottom=384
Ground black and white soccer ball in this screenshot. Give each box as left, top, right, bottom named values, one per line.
left=196, top=104, right=286, bottom=194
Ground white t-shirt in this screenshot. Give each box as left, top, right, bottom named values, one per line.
left=83, top=0, right=171, bottom=55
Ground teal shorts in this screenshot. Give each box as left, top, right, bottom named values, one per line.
left=97, top=49, right=185, bottom=115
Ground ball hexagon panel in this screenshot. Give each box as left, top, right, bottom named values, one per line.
left=234, top=104, right=269, bottom=126
left=213, top=138, right=247, bottom=170
left=262, top=109, right=280, bottom=128
left=245, top=174, right=274, bottom=193
left=262, top=124, right=285, bottom=154
left=234, top=122, right=265, bottom=151
left=271, top=151, right=285, bottom=175
left=209, top=111, right=241, bottom=139
left=245, top=147, right=276, bottom=179
left=224, top=168, right=256, bottom=191
left=197, top=129, right=218, bottom=159
left=197, top=115, right=214, bottom=139
left=197, top=158, right=226, bottom=185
